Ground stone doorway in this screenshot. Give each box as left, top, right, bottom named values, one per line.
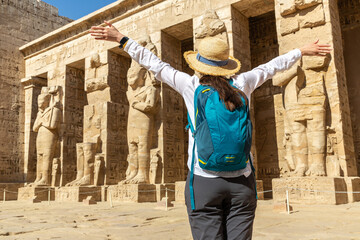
left=231, top=2, right=279, bottom=198
left=63, top=60, right=87, bottom=185
left=338, top=0, right=360, bottom=177
left=161, top=19, right=193, bottom=182
left=249, top=11, right=280, bottom=198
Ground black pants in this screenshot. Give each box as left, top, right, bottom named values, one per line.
left=185, top=172, right=257, bottom=240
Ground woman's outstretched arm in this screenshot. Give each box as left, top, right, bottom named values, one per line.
left=233, top=40, right=332, bottom=95
left=89, top=21, right=194, bottom=95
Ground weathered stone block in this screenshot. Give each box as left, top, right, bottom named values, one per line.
left=326, top=155, right=341, bottom=177
left=302, top=55, right=329, bottom=70
left=55, top=186, right=102, bottom=202
left=299, top=4, right=325, bottom=28
left=108, top=184, right=157, bottom=203
left=278, top=0, right=296, bottom=16
left=175, top=181, right=186, bottom=204
left=18, top=187, right=55, bottom=201
left=280, top=17, right=300, bottom=36
left=273, top=177, right=348, bottom=204
left=295, top=0, right=322, bottom=10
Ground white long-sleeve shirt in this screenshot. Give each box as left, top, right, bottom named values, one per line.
left=124, top=38, right=302, bottom=178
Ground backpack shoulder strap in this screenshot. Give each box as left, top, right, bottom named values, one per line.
left=188, top=84, right=214, bottom=210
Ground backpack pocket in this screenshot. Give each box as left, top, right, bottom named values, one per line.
left=195, top=119, right=214, bottom=168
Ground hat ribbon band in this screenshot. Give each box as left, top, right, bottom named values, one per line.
left=196, top=53, right=228, bottom=67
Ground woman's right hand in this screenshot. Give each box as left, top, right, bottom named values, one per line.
left=89, top=20, right=124, bottom=43
left=299, top=40, right=332, bottom=56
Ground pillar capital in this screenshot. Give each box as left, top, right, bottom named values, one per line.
left=21, top=77, right=47, bottom=89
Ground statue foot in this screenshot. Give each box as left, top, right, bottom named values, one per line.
left=73, top=175, right=91, bottom=186
left=28, top=178, right=42, bottom=187
left=292, top=166, right=307, bottom=177
left=120, top=171, right=137, bottom=184
left=33, top=178, right=50, bottom=186
left=128, top=173, right=148, bottom=184
left=65, top=179, right=79, bottom=187
left=305, top=164, right=326, bottom=176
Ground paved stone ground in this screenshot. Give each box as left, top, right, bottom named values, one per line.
left=0, top=200, right=360, bottom=240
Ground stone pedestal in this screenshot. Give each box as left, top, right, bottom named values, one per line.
left=18, top=186, right=55, bottom=201
left=0, top=183, right=24, bottom=201
left=55, top=186, right=102, bottom=202
left=175, top=181, right=186, bottom=204
left=272, top=177, right=352, bottom=205
left=108, top=184, right=158, bottom=203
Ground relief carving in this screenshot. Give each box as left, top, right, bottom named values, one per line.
left=273, top=55, right=330, bottom=177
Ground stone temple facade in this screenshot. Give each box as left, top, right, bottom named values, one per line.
left=0, top=0, right=360, bottom=204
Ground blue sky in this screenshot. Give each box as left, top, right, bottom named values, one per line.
left=42, top=0, right=117, bottom=20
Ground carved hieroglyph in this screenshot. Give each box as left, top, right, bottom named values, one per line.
left=31, top=86, right=62, bottom=186
left=122, top=36, right=160, bottom=184
left=273, top=55, right=330, bottom=176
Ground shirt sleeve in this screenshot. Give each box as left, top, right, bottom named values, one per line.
left=124, top=38, right=193, bottom=95
left=232, top=49, right=302, bottom=94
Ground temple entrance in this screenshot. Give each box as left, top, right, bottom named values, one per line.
left=338, top=0, right=360, bottom=176
left=64, top=60, right=87, bottom=185
left=231, top=2, right=279, bottom=198
left=161, top=19, right=193, bottom=182
left=249, top=11, right=280, bottom=198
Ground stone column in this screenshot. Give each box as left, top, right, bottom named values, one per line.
left=272, top=0, right=359, bottom=204
left=274, top=0, right=357, bottom=177
left=82, top=51, right=131, bottom=185
left=21, top=76, right=46, bottom=182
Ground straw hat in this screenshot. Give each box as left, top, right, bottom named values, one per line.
left=184, top=37, right=241, bottom=76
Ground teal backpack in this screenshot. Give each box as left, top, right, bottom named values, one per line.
left=187, top=81, right=255, bottom=210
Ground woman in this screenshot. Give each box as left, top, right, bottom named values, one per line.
left=90, top=20, right=331, bottom=240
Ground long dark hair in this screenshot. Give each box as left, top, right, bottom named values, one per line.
left=200, top=75, right=248, bottom=111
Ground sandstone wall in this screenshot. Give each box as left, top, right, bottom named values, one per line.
left=0, top=0, right=72, bottom=182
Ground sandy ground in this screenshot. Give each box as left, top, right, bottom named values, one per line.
left=0, top=200, right=360, bottom=240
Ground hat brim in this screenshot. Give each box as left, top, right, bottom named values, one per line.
left=183, top=51, right=241, bottom=76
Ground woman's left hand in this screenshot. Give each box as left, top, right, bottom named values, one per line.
left=299, top=40, right=332, bottom=56
left=89, top=21, right=124, bottom=43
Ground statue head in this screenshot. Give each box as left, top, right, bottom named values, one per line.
left=53, top=158, right=60, bottom=165
left=127, top=36, right=158, bottom=88
left=127, top=61, right=147, bottom=88
left=90, top=53, right=101, bottom=69
left=38, top=88, right=51, bottom=111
